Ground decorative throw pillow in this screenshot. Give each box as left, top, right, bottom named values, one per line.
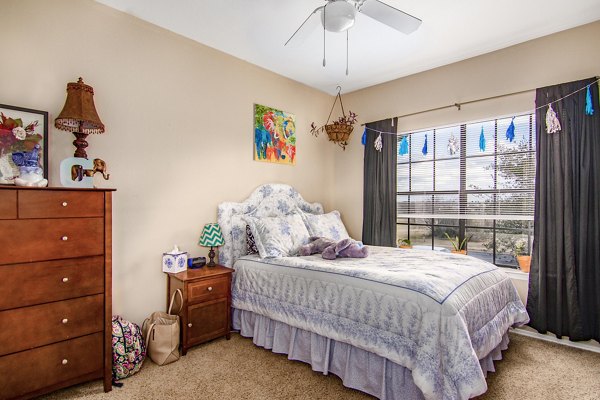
left=245, top=213, right=310, bottom=258
left=301, top=210, right=350, bottom=241
left=246, top=224, right=258, bottom=255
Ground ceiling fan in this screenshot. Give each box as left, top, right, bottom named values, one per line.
left=285, top=0, right=422, bottom=75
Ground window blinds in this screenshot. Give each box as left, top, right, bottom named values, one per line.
left=397, top=114, right=536, bottom=221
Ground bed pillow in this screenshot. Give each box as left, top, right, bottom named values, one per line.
left=245, top=213, right=310, bottom=258
left=246, top=225, right=258, bottom=255
left=301, top=210, right=350, bottom=241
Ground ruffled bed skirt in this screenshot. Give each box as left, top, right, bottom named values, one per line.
left=232, top=308, right=510, bottom=400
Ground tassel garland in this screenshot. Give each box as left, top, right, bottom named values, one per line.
left=586, top=86, right=594, bottom=115
left=479, top=126, right=486, bottom=152
left=506, top=118, right=515, bottom=142
left=422, top=134, right=428, bottom=156
left=374, top=132, right=383, bottom=152
left=447, top=133, right=459, bottom=155
left=545, top=104, right=561, bottom=134
left=399, top=135, right=409, bottom=155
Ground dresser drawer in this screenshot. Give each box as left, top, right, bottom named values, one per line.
left=0, top=333, right=103, bottom=399
left=0, top=218, right=104, bottom=264
left=0, top=190, right=17, bottom=219
left=188, top=275, right=229, bottom=303
left=18, top=190, right=104, bottom=219
left=0, top=256, right=104, bottom=311
left=0, top=295, right=104, bottom=357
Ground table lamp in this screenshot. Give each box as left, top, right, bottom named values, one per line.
left=55, top=77, right=104, bottom=159
left=198, top=223, right=225, bottom=267
left=55, top=77, right=109, bottom=188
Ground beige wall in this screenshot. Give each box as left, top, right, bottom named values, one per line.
left=1, top=0, right=335, bottom=324
left=335, top=21, right=600, bottom=239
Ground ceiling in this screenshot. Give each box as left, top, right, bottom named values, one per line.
left=96, top=0, right=600, bottom=95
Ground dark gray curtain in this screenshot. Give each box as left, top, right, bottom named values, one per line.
left=527, top=77, right=600, bottom=341
left=362, top=118, right=398, bottom=246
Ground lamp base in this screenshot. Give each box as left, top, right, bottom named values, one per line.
left=207, top=247, right=216, bottom=267
left=73, top=131, right=89, bottom=159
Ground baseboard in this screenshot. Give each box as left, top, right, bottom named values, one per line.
left=510, top=326, right=600, bottom=354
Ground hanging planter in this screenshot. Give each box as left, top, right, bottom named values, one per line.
left=310, top=86, right=357, bottom=150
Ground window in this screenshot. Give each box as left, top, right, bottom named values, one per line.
left=397, top=114, right=535, bottom=268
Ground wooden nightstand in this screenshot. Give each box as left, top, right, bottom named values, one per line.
left=166, top=265, right=232, bottom=355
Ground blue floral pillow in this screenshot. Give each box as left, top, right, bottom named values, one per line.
left=245, top=213, right=310, bottom=258
left=301, top=210, right=350, bottom=241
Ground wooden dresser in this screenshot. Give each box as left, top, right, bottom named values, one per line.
left=0, top=187, right=114, bottom=399
left=167, top=265, right=232, bottom=355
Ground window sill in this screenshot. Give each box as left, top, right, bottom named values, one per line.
left=503, top=268, right=529, bottom=281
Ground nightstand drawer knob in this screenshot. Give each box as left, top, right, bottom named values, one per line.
left=62, top=201, right=68, bottom=207
left=207, top=286, right=213, bottom=292
left=62, top=277, right=69, bottom=283
left=188, top=323, right=193, bottom=328
left=62, top=359, right=68, bottom=365
left=61, top=236, right=68, bottom=241
left=62, top=318, right=68, bottom=324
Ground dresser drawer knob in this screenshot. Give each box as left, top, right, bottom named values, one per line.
left=62, top=318, right=69, bottom=324
left=61, top=236, right=68, bottom=241
left=207, top=286, right=213, bottom=292
left=188, top=323, right=193, bottom=328
left=62, top=277, right=69, bottom=283
left=62, top=201, right=68, bottom=207
left=62, top=359, right=68, bottom=365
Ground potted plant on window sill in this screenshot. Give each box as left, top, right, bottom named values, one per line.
left=514, top=240, right=531, bottom=272
left=398, top=238, right=412, bottom=249
left=445, top=233, right=470, bottom=255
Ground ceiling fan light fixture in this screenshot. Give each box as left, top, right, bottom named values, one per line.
left=321, top=1, right=356, bottom=33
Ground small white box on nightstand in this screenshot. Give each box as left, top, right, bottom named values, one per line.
left=162, top=245, right=188, bottom=273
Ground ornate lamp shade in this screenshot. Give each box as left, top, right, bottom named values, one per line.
left=198, top=223, right=225, bottom=267
left=55, top=77, right=104, bottom=158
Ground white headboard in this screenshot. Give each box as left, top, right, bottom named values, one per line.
left=217, top=184, right=323, bottom=267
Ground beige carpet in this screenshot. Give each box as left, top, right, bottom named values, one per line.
left=42, top=333, right=600, bottom=400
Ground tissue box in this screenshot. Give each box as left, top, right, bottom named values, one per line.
left=162, top=249, right=188, bottom=273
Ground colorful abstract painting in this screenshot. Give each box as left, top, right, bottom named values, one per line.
left=254, top=104, right=296, bottom=165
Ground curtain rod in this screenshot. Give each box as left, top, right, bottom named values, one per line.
left=361, top=87, right=535, bottom=126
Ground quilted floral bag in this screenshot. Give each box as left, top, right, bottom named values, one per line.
left=112, top=315, right=146, bottom=383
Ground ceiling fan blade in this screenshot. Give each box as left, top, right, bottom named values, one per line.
left=284, top=6, right=324, bottom=47
left=358, top=0, right=422, bottom=34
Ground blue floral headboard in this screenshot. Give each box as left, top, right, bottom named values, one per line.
left=217, top=184, right=324, bottom=267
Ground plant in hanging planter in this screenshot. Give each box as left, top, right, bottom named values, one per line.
left=514, top=239, right=531, bottom=272
left=310, top=87, right=357, bottom=150
left=444, top=232, right=471, bottom=255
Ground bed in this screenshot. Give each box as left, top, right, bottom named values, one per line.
left=217, top=184, right=529, bottom=400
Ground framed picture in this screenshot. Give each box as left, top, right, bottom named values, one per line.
left=0, top=104, right=48, bottom=184
left=254, top=104, right=296, bottom=165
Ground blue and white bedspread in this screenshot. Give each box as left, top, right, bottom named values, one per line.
left=232, top=246, right=529, bottom=400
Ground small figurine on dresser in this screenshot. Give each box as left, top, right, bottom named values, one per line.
left=11, top=144, right=48, bottom=187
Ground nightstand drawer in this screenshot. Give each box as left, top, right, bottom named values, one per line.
left=0, top=218, right=104, bottom=264
left=0, top=295, right=104, bottom=356
left=0, top=333, right=103, bottom=400
left=18, top=190, right=104, bottom=219
left=0, top=256, right=104, bottom=310
left=187, top=298, right=229, bottom=346
left=0, top=190, right=17, bottom=219
left=188, top=276, right=229, bottom=303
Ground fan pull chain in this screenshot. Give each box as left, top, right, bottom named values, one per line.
left=346, top=30, right=349, bottom=76
left=322, top=5, right=327, bottom=67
